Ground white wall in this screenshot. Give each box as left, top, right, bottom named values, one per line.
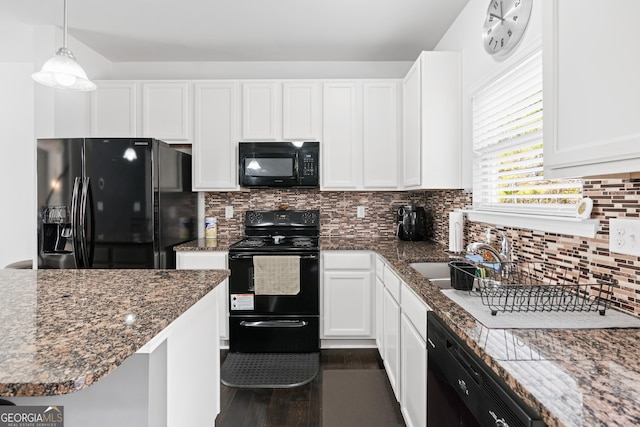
left=434, top=0, right=542, bottom=188
left=0, top=17, right=36, bottom=268
left=0, top=17, right=111, bottom=268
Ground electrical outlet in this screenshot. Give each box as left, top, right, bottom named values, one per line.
left=225, top=206, right=234, bottom=219
left=357, top=206, right=365, bottom=218
left=610, top=218, right=640, bottom=256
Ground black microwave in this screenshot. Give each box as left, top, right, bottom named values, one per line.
left=239, top=141, right=319, bottom=187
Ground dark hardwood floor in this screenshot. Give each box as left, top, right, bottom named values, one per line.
left=215, top=349, right=404, bottom=427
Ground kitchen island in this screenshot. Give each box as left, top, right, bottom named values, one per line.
left=176, top=237, right=640, bottom=426
left=0, top=268, right=229, bottom=427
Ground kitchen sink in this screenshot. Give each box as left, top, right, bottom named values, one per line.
left=409, top=262, right=452, bottom=289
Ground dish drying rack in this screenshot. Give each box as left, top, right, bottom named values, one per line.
left=451, top=261, right=614, bottom=316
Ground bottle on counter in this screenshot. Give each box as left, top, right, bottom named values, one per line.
left=205, top=217, right=218, bottom=239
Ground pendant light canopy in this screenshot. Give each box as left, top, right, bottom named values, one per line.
left=32, top=0, right=96, bottom=91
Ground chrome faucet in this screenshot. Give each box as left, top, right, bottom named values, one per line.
left=466, top=227, right=511, bottom=263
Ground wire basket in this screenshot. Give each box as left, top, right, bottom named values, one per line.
left=450, top=261, right=614, bottom=316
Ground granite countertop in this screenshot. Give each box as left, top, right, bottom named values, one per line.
left=364, top=239, right=640, bottom=427
left=175, top=236, right=640, bottom=426
left=0, top=268, right=229, bottom=397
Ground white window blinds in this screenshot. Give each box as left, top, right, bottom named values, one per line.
left=472, top=49, right=582, bottom=216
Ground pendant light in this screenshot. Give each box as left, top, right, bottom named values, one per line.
left=32, top=0, right=96, bottom=91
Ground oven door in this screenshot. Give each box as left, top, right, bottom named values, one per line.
left=228, top=252, right=319, bottom=315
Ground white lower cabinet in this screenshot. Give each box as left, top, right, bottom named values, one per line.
left=322, top=251, right=374, bottom=339
left=176, top=251, right=229, bottom=341
left=383, top=286, right=401, bottom=401
left=400, top=282, right=429, bottom=427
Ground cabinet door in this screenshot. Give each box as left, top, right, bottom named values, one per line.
left=401, top=314, right=427, bottom=427
left=283, top=81, right=321, bottom=141
left=543, top=0, right=640, bottom=178
left=242, top=81, right=281, bottom=140
left=176, top=251, right=229, bottom=341
left=420, top=51, right=461, bottom=189
left=363, top=81, right=400, bottom=189
left=322, top=270, right=373, bottom=338
left=402, top=60, right=422, bottom=188
left=322, top=81, right=362, bottom=189
left=193, top=81, right=240, bottom=191
left=375, top=275, right=384, bottom=353
left=142, top=82, right=190, bottom=141
left=383, top=287, right=401, bottom=401
left=91, top=82, right=137, bottom=137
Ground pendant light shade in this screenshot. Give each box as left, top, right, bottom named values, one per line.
left=32, top=0, right=96, bottom=91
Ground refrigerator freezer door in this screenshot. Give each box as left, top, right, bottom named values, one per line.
left=37, top=138, right=84, bottom=269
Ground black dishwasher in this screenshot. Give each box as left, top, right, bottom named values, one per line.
left=426, top=312, right=546, bottom=427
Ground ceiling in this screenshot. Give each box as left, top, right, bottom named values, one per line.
left=3, top=0, right=469, bottom=62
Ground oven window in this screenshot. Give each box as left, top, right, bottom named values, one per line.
left=244, top=158, right=294, bottom=177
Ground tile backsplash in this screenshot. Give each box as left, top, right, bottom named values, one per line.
left=423, top=178, right=640, bottom=317
left=205, top=177, right=640, bottom=316
left=204, top=189, right=426, bottom=237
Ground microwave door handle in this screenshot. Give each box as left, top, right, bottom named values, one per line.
left=294, top=151, right=300, bottom=183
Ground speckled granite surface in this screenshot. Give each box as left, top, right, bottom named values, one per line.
left=0, top=269, right=229, bottom=397
left=177, top=236, right=640, bottom=426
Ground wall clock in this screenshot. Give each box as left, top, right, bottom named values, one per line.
left=483, top=0, right=533, bottom=56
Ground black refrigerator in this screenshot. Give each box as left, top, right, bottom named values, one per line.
left=36, top=137, right=196, bottom=269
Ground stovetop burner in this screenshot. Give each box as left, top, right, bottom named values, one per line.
left=242, top=238, right=266, bottom=247
left=292, top=238, right=314, bottom=248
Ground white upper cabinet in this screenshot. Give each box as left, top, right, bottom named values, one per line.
left=402, top=62, right=421, bottom=187
left=322, top=80, right=401, bottom=190
left=242, top=81, right=321, bottom=142
left=322, top=81, right=363, bottom=189
left=142, top=82, right=190, bottom=142
left=193, top=81, right=240, bottom=191
left=91, top=81, right=137, bottom=137
left=242, top=81, right=281, bottom=140
left=402, top=51, right=462, bottom=189
left=282, top=81, right=321, bottom=141
left=363, top=81, right=400, bottom=189
left=543, top=0, right=640, bottom=178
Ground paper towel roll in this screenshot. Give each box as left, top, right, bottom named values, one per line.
left=448, top=211, right=464, bottom=253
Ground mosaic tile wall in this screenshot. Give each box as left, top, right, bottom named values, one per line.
left=204, top=189, right=426, bottom=238
left=422, top=178, right=640, bottom=317
left=204, top=177, right=640, bottom=316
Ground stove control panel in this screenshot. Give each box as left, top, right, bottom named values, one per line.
left=244, top=210, right=320, bottom=227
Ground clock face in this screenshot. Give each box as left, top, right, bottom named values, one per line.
left=483, top=0, right=533, bottom=56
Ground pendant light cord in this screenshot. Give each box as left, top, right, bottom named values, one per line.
left=63, top=0, right=68, bottom=48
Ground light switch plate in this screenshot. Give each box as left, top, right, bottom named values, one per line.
left=357, top=206, right=365, bottom=218
left=225, top=206, right=234, bottom=219
left=609, top=218, right=640, bottom=256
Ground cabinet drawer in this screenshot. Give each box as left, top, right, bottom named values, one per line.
left=383, top=265, right=401, bottom=302
left=176, top=252, right=227, bottom=269
left=323, top=252, right=372, bottom=270
left=401, top=282, right=428, bottom=341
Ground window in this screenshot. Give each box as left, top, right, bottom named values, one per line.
left=472, top=48, right=582, bottom=217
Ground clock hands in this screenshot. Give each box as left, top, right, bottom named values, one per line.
left=489, top=13, right=504, bottom=21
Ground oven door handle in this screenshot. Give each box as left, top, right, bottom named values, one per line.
left=229, top=253, right=319, bottom=260
left=239, top=320, right=308, bottom=328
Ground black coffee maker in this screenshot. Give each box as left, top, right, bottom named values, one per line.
left=396, top=206, right=430, bottom=241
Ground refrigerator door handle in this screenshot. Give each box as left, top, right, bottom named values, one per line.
left=85, top=178, right=95, bottom=267
left=71, top=177, right=83, bottom=268
left=79, top=177, right=93, bottom=268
